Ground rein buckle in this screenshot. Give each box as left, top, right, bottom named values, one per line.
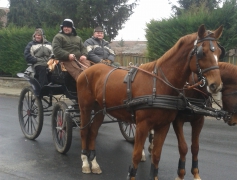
left=199, top=77, right=206, bottom=87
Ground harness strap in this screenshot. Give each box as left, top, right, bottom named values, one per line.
left=124, top=94, right=188, bottom=111
left=152, top=66, right=157, bottom=101
left=201, top=65, right=219, bottom=74
left=223, top=91, right=237, bottom=96
left=197, top=37, right=217, bottom=43
left=102, top=68, right=118, bottom=114
left=126, top=67, right=137, bottom=101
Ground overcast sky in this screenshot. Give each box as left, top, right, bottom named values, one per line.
left=0, top=0, right=176, bottom=41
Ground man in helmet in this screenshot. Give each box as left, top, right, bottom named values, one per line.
left=52, top=19, right=90, bottom=81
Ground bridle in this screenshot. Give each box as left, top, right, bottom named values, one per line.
left=189, top=33, right=221, bottom=87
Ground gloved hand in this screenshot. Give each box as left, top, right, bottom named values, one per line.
left=100, top=59, right=111, bottom=65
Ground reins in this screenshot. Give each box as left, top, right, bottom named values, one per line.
left=129, top=64, right=204, bottom=91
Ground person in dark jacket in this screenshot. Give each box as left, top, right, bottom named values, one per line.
left=24, top=28, right=53, bottom=87
left=84, top=26, right=119, bottom=66
left=52, top=19, right=90, bottom=81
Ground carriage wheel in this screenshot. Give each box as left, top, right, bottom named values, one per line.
left=118, top=121, right=136, bottom=143
left=51, top=101, right=72, bottom=154
left=18, top=86, right=43, bottom=140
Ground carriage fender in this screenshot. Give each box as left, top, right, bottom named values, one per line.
left=17, top=73, right=41, bottom=96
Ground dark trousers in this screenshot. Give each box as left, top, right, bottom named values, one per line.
left=34, top=65, right=49, bottom=87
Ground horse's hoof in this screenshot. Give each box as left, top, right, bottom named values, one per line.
left=175, top=177, right=183, bottom=180
left=92, top=167, right=102, bottom=174
left=82, top=166, right=91, bottom=174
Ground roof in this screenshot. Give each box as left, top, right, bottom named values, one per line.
left=110, top=41, right=147, bottom=55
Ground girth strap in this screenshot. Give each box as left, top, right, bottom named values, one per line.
left=152, top=66, right=157, bottom=100
left=102, top=67, right=119, bottom=114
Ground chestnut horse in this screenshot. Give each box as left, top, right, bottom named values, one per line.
left=76, top=25, right=223, bottom=179
left=171, top=62, right=237, bottom=180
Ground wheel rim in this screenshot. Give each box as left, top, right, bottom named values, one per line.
left=120, top=122, right=136, bottom=142
left=54, top=108, right=67, bottom=148
left=20, top=89, right=40, bottom=136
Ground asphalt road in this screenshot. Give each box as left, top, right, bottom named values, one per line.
left=0, top=95, right=237, bottom=180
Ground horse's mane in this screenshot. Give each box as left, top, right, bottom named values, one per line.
left=140, top=32, right=196, bottom=70
left=158, top=33, right=196, bottom=64
left=219, top=62, right=237, bottom=78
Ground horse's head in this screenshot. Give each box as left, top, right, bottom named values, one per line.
left=222, top=88, right=237, bottom=126
left=219, top=62, right=237, bottom=126
left=189, top=24, right=224, bottom=94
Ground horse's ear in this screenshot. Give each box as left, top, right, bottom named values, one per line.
left=213, top=25, right=223, bottom=39
left=198, top=24, right=206, bottom=39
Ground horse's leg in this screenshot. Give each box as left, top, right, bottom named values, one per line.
left=151, top=124, right=170, bottom=180
left=148, top=129, right=154, bottom=154
left=79, top=91, right=97, bottom=174
left=190, top=116, right=204, bottom=180
left=141, top=148, right=146, bottom=162
left=127, top=121, right=149, bottom=180
left=172, top=117, right=187, bottom=180
left=87, top=105, right=104, bottom=174
left=140, top=129, right=154, bottom=162
left=80, top=106, right=93, bottom=174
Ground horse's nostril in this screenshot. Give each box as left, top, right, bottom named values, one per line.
left=209, top=83, right=217, bottom=92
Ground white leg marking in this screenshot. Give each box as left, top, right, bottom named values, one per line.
left=81, top=154, right=91, bottom=173
left=91, top=157, right=102, bottom=174
left=141, top=149, right=146, bottom=161
left=175, top=177, right=184, bottom=180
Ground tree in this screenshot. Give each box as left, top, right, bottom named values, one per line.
left=169, top=0, right=222, bottom=16
left=7, top=0, right=41, bottom=27
left=117, top=38, right=125, bottom=47
left=0, top=9, right=6, bottom=28
left=7, top=0, right=139, bottom=41
left=146, top=0, right=237, bottom=60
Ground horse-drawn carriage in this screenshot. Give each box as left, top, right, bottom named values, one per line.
left=16, top=24, right=237, bottom=180
left=16, top=63, right=134, bottom=154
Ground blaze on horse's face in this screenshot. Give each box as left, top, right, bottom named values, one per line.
left=189, top=25, right=223, bottom=94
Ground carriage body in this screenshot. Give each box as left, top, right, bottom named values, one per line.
left=17, top=64, right=80, bottom=153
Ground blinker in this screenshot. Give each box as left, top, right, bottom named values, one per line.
left=209, top=41, right=215, bottom=52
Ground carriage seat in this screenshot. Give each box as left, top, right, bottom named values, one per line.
left=48, top=60, right=77, bottom=93
left=24, top=63, right=35, bottom=78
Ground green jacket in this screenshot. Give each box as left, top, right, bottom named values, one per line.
left=52, top=33, right=87, bottom=61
